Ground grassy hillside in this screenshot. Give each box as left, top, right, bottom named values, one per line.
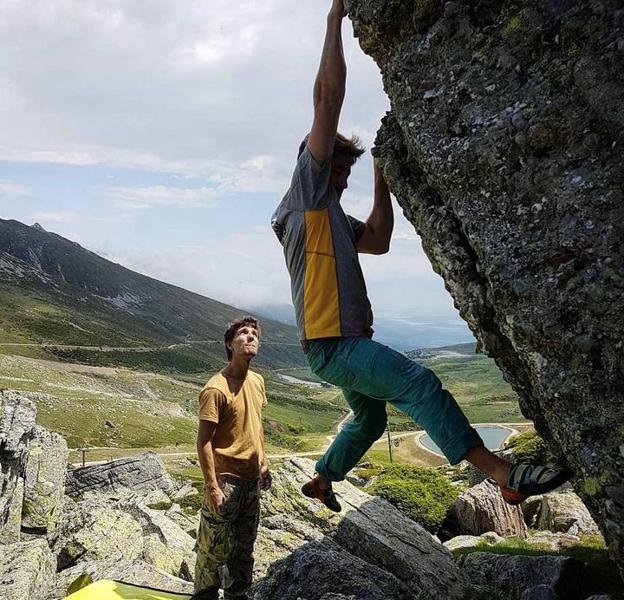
left=411, top=344, right=524, bottom=423
left=0, top=219, right=307, bottom=371
left=0, top=353, right=347, bottom=452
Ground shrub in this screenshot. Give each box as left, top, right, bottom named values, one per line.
left=504, top=430, right=550, bottom=464
left=367, top=464, right=460, bottom=532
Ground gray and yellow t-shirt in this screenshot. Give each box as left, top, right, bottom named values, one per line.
left=271, top=146, right=373, bottom=341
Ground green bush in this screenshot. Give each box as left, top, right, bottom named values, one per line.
left=504, top=430, right=550, bottom=464
left=367, top=464, right=460, bottom=532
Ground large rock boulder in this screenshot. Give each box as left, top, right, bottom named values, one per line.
left=536, top=491, right=601, bottom=536
left=52, top=497, right=143, bottom=570
left=458, top=552, right=591, bottom=600
left=125, top=502, right=196, bottom=580
left=253, top=541, right=414, bottom=600
left=0, top=391, right=36, bottom=544
left=22, top=425, right=68, bottom=535
left=0, top=539, right=56, bottom=600
left=446, top=479, right=528, bottom=537
left=346, top=0, right=624, bottom=574
left=65, top=451, right=178, bottom=497
left=256, top=458, right=465, bottom=599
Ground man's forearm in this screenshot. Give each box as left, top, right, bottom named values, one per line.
left=197, top=438, right=219, bottom=490
left=367, top=163, right=394, bottom=250
left=259, top=426, right=268, bottom=468
left=314, top=8, right=346, bottom=109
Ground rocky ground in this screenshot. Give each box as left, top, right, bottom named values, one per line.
left=0, top=390, right=618, bottom=599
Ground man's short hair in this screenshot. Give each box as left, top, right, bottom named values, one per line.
left=224, top=316, right=261, bottom=360
left=298, top=132, right=366, bottom=164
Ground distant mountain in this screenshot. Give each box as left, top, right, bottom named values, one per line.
left=0, top=219, right=306, bottom=371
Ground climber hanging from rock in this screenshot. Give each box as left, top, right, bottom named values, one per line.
left=271, top=0, right=572, bottom=513
left=194, top=317, right=271, bottom=600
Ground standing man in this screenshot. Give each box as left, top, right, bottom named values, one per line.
left=271, top=0, right=571, bottom=513
left=194, top=317, right=271, bottom=600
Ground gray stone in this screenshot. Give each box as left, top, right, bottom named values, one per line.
left=0, top=390, right=36, bottom=454
left=480, top=531, right=504, bottom=544
left=0, top=391, right=36, bottom=544
left=65, top=451, right=178, bottom=497
left=0, top=478, right=24, bottom=545
left=251, top=541, right=415, bottom=600
left=525, top=531, right=582, bottom=551
left=22, top=425, right=68, bottom=535
left=520, top=584, right=559, bottom=600
left=536, top=491, right=601, bottom=536
left=0, top=539, right=56, bottom=600
left=443, top=535, right=481, bottom=551
left=347, top=0, right=624, bottom=574
left=171, top=481, right=199, bottom=503
left=52, top=497, right=143, bottom=570
left=447, top=479, right=528, bottom=538
left=522, top=494, right=544, bottom=528
left=164, top=504, right=200, bottom=538
left=261, top=458, right=465, bottom=599
left=457, top=552, right=588, bottom=599
left=123, top=502, right=196, bottom=579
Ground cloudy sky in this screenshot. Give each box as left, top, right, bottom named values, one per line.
left=0, top=0, right=473, bottom=348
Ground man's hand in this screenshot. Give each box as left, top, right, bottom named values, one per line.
left=260, top=464, right=272, bottom=491
left=206, top=484, right=226, bottom=514
left=330, top=0, right=347, bottom=18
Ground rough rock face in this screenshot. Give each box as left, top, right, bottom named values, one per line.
left=22, top=425, right=68, bottom=535
left=536, top=491, right=601, bottom=536
left=253, top=541, right=415, bottom=600
left=0, top=539, right=56, bottom=600
left=254, top=458, right=465, bottom=599
left=52, top=497, right=144, bottom=570
left=446, top=479, right=528, bottom=537
left=458, top=552, right=592, bottom=599
left=346, top=0, right=624, bottom=574
left=65, top=451, right=178, bottom=497
left=0, top=391, right=37, bottom=544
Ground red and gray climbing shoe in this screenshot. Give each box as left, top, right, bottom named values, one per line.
left=301, top=477, right=342, bottom=513
left=501, top=463, right=573, bottom=505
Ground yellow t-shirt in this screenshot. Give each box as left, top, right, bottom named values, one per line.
left=198, top=369, right=267, bottom=481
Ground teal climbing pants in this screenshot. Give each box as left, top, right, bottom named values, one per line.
left=306, top=337, right=484, bottom=481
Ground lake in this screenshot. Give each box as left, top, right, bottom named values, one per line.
left=278, top=374, right=323, bottom=387
left=420, top=425, right=512, bottom=455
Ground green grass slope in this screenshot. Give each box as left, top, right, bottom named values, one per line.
left=0, top=218, right=306, bottom=371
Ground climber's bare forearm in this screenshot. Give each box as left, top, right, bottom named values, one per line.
left=357, top=162, right=394, bottom=255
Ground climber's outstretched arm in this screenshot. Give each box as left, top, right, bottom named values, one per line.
left=357, top=160, right=394, bottom=255
left=307, top=0, right=347, bottom=164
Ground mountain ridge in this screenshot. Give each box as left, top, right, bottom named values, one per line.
left=0, top=218, right=306, bottom=371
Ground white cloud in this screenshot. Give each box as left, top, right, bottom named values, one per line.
left=29, top=210, right=77, bottom=223
left=108, top=230, right=291, bottom=309
left=102, top=185, right=219, bottom=210
left=0, top=1, right=387, bottom=187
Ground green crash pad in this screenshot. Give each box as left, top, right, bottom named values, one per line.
left=63, top=579, right=192, bottom=600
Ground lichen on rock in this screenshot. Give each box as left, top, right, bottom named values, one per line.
left=346, top=0, right=624, bottom=577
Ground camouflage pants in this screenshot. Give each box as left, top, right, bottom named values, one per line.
left=193, top=475, right=260, bottom=600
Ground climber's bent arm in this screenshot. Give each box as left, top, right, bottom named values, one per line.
left=357, top=160, right=394, bottom=255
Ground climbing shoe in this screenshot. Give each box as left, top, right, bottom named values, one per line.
left=301, top=477, right=342, bottom=513
left=500, top=463, right=573, bottom=505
